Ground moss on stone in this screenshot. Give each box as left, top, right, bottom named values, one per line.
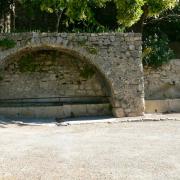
left=85, top=46, right=98, bottom=54
left=18, top=54, right=39, bottom=73
left=77, top=39, right=98, bottom=55
left=80, top=65, right=95, bottom=79
left=78, top=39, right=87, bottom=46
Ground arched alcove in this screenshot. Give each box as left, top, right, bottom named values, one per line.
left=0, top=46, right=113, bottom=118
left=0, top=33, right=145, bottom=117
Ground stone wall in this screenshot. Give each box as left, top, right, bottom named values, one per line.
left=144, top=59, right=180, bottom=100
left=0, top=32, right=144, bottom=117
left=0, top=50, right=107, bottom=99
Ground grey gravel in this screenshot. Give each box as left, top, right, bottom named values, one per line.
left=0, top=117, right=180, bottom=180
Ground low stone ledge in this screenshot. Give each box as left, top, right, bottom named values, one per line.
left=145, top=99, right=180, bottom=113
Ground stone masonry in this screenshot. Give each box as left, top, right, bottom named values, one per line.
left=144, top=59, right=180, bottom=100
left=0, top=50, right=107, bottom=99
left=0, top=33, right=144, bottom=117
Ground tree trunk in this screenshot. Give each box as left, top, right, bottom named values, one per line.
left=0, top=15, right=5, bottom=33
left=5, top=13, right=11, bottom=33
left=0, top=12, right=11, bottom=33
left=130, top=4, right=149, bottom=33
left=10, top=1, right=16, bottom=32
left=55, top=10, right=63, bottom=33
left=0, top=1, right=16, bottom=33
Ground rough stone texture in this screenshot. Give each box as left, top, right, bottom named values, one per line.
left=144, top=59, right=180, bottom=100
left=145, top=99, right=180, bottom=113
left=0, top=50, right=106, bottom=99
left=0, top=32, right=144, bottom=117
left=0, top=104, right=111, bottom=119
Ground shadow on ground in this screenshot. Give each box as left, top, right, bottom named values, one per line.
left=0, top=115, right=114, bottom=128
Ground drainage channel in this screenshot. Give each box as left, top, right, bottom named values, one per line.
left=0, top=96, right=110, bottom=107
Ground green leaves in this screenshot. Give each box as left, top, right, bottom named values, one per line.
left=146, top=0, right=178, bottom=16
left=114, top=0, right=178, bottom=27
left=18, top=0, right=179, bottom=32
left=114, top=0, right=144, bottom=27
left=40, top=0, right=67, bottom=13
left=0, top=38, right=16, bottom=49
left=143, top=34, right=175, bottom=68
left=38, top=0, right=108, bottom=21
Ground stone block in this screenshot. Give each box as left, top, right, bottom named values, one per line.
left=112, top=108, right=125, bottom=118
left=71, top=104, right=87, bottom=117
left=169, top=99, right=180, bottom=112
left=129, top=45, right=135, bottom=51
left=145, top=100, right=169, bottom=113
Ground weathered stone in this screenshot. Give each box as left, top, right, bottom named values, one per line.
left=0, top=32, right=144, bottom=118
left=112, top=108, right=125, bottom=118
left=144, top=59, right=180, bottom=100
left=110, top=36, right=115, bottom=42
left=129, top=45, right=135, bottom=51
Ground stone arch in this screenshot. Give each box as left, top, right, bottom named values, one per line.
left=1, top=44, right=114, bottom=98
left=0, top=42, right=114, bottom=96
left=0, top=33, right=145, bottom=117
left=0, top=45, right=114, bottom=118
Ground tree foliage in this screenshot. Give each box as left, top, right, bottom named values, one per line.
left=20, top=0, right=109, bottom=32
left=39, top=0, right=108, bottom=19
left=114, top=0, right=144, bottom=27
left=0, top=0, right=12, bottom=15
left=13, top=0, right=179, bottom=33
left=143, top=34, right=175, bottom=67
left=114, top=0, right=178, bottom=29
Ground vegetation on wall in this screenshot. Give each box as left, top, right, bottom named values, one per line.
left=85, top=46, right=98, bottom=55
left=143, top=34, right=175, bottom=67
left=15, top=51, right=96, bottom=79
left=17, top=51, right=58, bottom=73
left=80, top=65, right=95, bottom=79
left=0, top=38, right=16, bottom=49
left=18, top=54, right=38, bottom=72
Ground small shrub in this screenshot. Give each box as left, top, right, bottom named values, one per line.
left=0, top=38, right=16, bottom=49
left=143, top=34, right=175, bottom=68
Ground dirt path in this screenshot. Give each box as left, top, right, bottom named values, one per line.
left=0, top=116, right=180, bottom=180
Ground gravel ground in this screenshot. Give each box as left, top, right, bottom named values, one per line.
left=0, top=114, right=180, bottom=180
